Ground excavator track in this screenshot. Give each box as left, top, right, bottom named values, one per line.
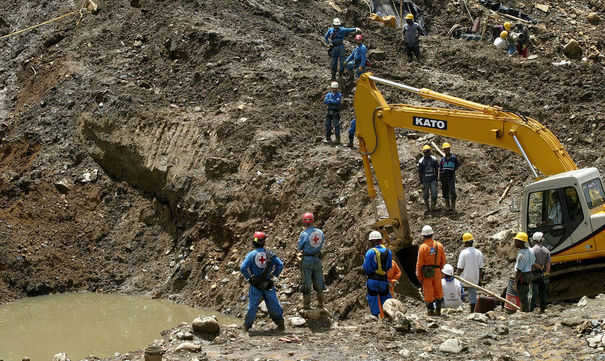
left=548, top=260, right=605, bottom=302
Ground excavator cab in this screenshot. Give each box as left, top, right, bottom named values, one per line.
left=523, top=168, right=605, bottom=264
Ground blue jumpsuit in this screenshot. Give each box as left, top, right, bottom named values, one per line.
left=298, top=226, right=325, bottom=294
left=324, top=26, right=358, bottom=73
left=240, top=248, right=284, bottom=328
left=362, top=245, right=393, bottom=316
left=345, top=43, right=367, bottom=78
left=323, top=91, right=342, bottom=141
left=348, top=117, right=356, bottom=144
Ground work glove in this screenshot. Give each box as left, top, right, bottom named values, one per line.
left=355, top=28, right=361, bottom=32
left=543, top=273, right=550, bottom=284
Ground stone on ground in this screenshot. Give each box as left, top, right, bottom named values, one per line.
left=383, top=298, right=407, bottom=319
left=439, top=338, right=465, bottom=353
left=192, top=316, right=220, bottom=335
left=563, top=40, right=582, bottom=59
left=290, top=316, right=307, bottom=327
left=467, top=313, right=488, bottom=323
left=52, top=353, right=68, bottom=361
left=175, top=341, right=202, bottom=352
left=299, top=308, right=330, bottom=320
left=586, top=12, right=602, bottom=25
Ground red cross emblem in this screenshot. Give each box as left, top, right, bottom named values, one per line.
left=254, top=252, right=268, bottom=268
left=258, top=255, right=266, bottom=265
left=309, top=231, right=322, bottom=248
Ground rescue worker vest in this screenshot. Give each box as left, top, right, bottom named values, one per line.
left=369, top=247, right=389, bottom=281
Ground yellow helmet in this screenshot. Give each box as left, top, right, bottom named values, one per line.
left=405, top=13, right=414, bottom=20
left=442, top=142, right=451, bottom=149
left=422, top=144, right=431, bottom=151
left=513, top=232, right=528, bottom=242
left=500, top=30, right=508, bottom=38
left=504, top=22, right=511, bottom=31
left=462, top=232, right=474, bottom=242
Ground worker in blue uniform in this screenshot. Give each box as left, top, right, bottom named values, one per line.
left=362, top=230, right=393, bottom=317
left=297, top=212, right=325, bottom=309
left=240, top=231, right=285, bottom=331
left=323, top=81, right=342, bottom=144
left=324, top=18, right=359, bottom=79
left=345, top=34, right=368, bottom=78
left=347, top=116, right=356, bottom=147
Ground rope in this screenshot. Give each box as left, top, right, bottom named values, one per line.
left=0, top=5, right=86, bottom=41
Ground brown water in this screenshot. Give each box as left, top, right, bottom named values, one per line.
left=0, top=293, right=238, bottom=361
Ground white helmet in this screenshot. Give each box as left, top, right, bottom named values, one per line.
left=533, top=232, right=544, bottom=242
left=330, top=81, right=339, bottom=89
left=421, top=225, right=434, bottom=236
left=442, top=264, right=454, bottom=277
left=333, top=18, right=341, bottom=26
left=368, top=230, right=382, bottom=241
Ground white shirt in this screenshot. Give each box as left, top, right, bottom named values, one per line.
left=457, top=246, right=484, bottom=286
left=441, top=278, right=464, bottom=308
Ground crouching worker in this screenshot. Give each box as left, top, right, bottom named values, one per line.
left=363, top=230, right=392, bottom=317
left=441, top=264, right=465, bottom=309
left=240, top=231, right=285, bottom=331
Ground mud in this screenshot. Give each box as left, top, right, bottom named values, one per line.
left=0, top=0, right=603, bottom=359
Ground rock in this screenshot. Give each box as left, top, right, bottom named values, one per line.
left=578, top=295, right=589, bottom=307
left=587, top=46, right=601, bottom=61
left=175, top=341, right=201, bottom=352
left=467, top=313, right=488, bottom=323
left=487, top=215, right=497, bottom=224
left=192, top=316, right=220, bottom=335
left=563, top=40, right=582, bottom=59
left=485, top=311, right=497, bottom=320
left=383, top=298, right=407, bottom=319
left=535, top=4, right=549, bottom=12
left=440, top=325, right=464, bottom=335
left=290, top=316, right=307, bottom=327
left=54, top=178, right=72, bottom=194
left=586, top=12, right=602, bottom=25
left=399, top=349, right=411, bottom=357
left=76, top=169, right=98, bottom=183
left=368, top=49, right=387, bottom=61
left=176, top=331, right=194, bottom=340
left=393, top=314, right=411, bottom=333
left=259, top=300, right=268, bottom=313
left=495, top=324, right=509, bottom=335
left=299, top=308, right=331, bottom=320
left=438, top=339, right=465, bottom=353
left=587, top=334, right=603, bottom=348
left=52, top=353, right=68, bottom=361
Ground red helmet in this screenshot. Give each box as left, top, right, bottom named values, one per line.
left=253, top=231, right=266, bottom=244
left=355, top=34, right=363, bottom=41
left=302, top=212, right=314, bottom=224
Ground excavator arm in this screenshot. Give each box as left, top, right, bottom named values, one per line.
left=354, top=74, right=578, bottom=248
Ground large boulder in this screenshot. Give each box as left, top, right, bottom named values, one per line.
left=382, top=298, right=407, bottom=319
left=563, top=40, right=582, bottom=59
left=192, top=316, right=220, bottom=335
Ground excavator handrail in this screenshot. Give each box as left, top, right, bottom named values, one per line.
left=353, top=73, right=578, bottom=247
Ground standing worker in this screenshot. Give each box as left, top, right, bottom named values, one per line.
left=416, top=225, right=446, bottom=316
left=323, top=81, right=342, bottom=144
left=531, top=232, right=551, bottom=313
left=324, top=18, right=359, bottom=80
left=418, top=145, right=440, bottom=214
left=387, top=260, right=402, bottom=298
left=345, top=34, right=368, bottom=78
left=347, top=116, right=356, bottom=148
left=402, top=13, right=424, bottom=62
left=240, top=231, right=285, bottom=331
left=512, top=232, right=537, bottom=312
left=362, top=231, right=392, bottom=317
left=441, top=264, right=466, bottom=309
left=297, top=212, right=326, bottom=310
left=456, top=232, right=484, bottom=313
left=439, top=142, right=460, bottom=213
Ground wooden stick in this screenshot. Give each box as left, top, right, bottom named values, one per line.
left=481, top=15, right=489, bottom=40
left=461, top=0, right=474, bottom=23
left=498, top=179, right=513, bottom=204
left=430, top=141, right=445, bottom=157
left=454, top=275, right=521, bottom=311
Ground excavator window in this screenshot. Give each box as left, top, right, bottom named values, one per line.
left=527, top=187, right=583, bottom=251
left=582, top=178, right=605, bottom=209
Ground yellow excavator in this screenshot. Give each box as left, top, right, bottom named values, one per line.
left=353, top=73, right=605, bottom=300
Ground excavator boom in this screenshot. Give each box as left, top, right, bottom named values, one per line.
left=354, top=74, right=578, bottom=247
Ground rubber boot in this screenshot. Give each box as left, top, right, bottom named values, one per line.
left=426, top=302, right=434, bottom=316
left=451, top=199, right=456, bottom=213
left=334, top=135, right=340, bottom=145
left=430, top=198, right=437, bottom=212
left=424, top=199, right=431, bottom=214
left=325, top=135, right=331, bottom=144
left=470, top=303, right=476, bottom=313
left=274, top=318, right=285, bottom=330
left=347, top=139, right=353, bottom=147
left=444, top=198, right=451, bottom=212
left=317, top=291, right=324, bottom=308
left=435, top=299, right=442, bottom=316
left=302, top=294, right=312, bottom=310
left=331, top=70, right=336, bottom=80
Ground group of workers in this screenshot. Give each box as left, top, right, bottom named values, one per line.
left=493, top=21, right=531, bottom=58
left=418, top=143, right=460, bottom=213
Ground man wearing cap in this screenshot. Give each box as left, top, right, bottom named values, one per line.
left=512, top=232, right=538, bottom=312
left=345, top=34, right=368, bottom=78
left=416, top=225, right=446, bottom=316
left=324, top=18, right=359, bottom=79
left=362, top=230, right=393, bottom=317
left=297, top=212, right=325, bottom=310
left=240, top=231, right=285, bottom=331
left=418, top=145, right=440, bottom=213
left=323, top=81, right=342, bottom=144
left=402, top=13, right=424, bottom=62
left=456, top=232, right=484, bottom=313
left=531, top=232, right=551, bottom=313
left=441, top=264, right=466, bottom=309
left=439, top=142, right=460, bottom=213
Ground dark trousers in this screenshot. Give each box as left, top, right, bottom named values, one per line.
left=405, top=44, right=420, bottom=61
left=531, top=274, right=547, bottom=311
left=441, top=176, right=456, bottom=200
left=518, top=282, right=530, bottom=312
left=325, top=111, right=340, bottom=140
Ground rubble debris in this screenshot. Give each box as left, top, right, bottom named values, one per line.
left=478, top=0, right=537, bottom=23
left=563, top=39, right=582, bottom=59
left=586, top=12, right=602, bottom=25
left=54, top=178, right=72, bottom=194
left=76, top=169, right=98, bottom=183
left=438, top=338, right=466, bottom=353
left=535, top=4, right=549, bottom=13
